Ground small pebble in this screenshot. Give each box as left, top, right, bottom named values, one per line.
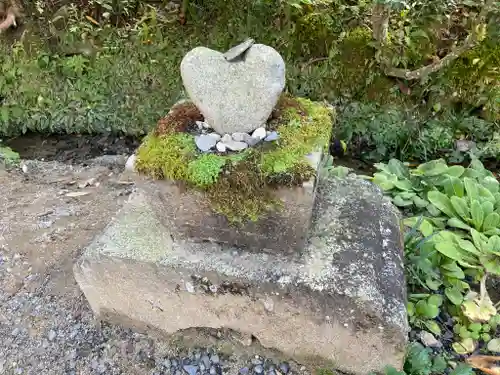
left=231, top=132, right=249, bottom=142
left=221, top=134, right=232, bottom=143
left=208, top=133, right=221, bottom=141
left=201, top=355, right=210, bottom=368
left=195, top=134, right=218, bottom=152
left=264, top=131, right=279, bottom=142
left=239, top=367, right=250, bottom=375
left=11, top=328, right=20, bottom=337
left=185, top=282, right=195, bottom=293
left=254, top=364, right=264, bottom=374
left=251, top=357, right=263, bottom=366
left=183, top=365, right=198, bottom=375
left=419, top=331, right=442, bottom=348
left=48, top=330, right=56, bottom=341
left=210, top=354, right=220, bottom=364
left=245, top=136, right=261, bottom=146
left=216, top=142, right=227, bottom=153
left=278, top=362, right=290, bottom=374
left=252, top=127, right=266, bottom=140
left=221, top=140, right=248, bottom=151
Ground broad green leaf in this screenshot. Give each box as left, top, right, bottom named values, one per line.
left=388, top=159, right=409, bottom=179
left=425, top=277, right=441, bottom=290
left=445, top=287, right=464, bottom=305
left=470, top=157, right=486, bottom=172
left=462, top=291, right=497, bottom=322
left=434, top=241, right=466, bottom=263
left=398, top=191, right=416, bottom=200
left=483, top=212, right=500, bottom=231
left=452, top=338, right=476, bottom=354
left=487, top=338, right=500, bottom=353
left=464, top=177, right=479, bottom=201
left=443, top=176, right=464, bottom=197
left=393, top=195, right=413, bottom=207
left=484, top=228, right=500, bottom=236
left=471, top=229, right=487, bottom=252
left=417, top=159, right=449, bottom=176
left=372, top=173, right=395, bottom=190
left=424, top=320, right=442, bottom=336
left=495, top=192, right=500, bottom=207
left=449, top=364, right=474, bottom=375
left=416, top=300, right=439, bottom=318
left=373, top=163, right=391, bottom=174
left=426, top=203, right=442, bottom=217
left=413, top=195, right=429, bottom=208
left=482, top=201, right=494, bottom=216
left=447, top=218, right=471, bottom=231
left=407, top=301, right=415, bottom=316
left=431, top=356, right=447, bottom=373
left=457, top=239, right=482, bottom=256
left=428, top=191, right=456, bottom=218
left=487, top=235, right=500, bottom=253
left=483, top=176, right=500, bottom=194
left=446, top=165, right=465, bottom=177
left=441, top=261, right=466, bottom=278
left=450, top=196, right=470, bottom=221
left=428, top=294, right=443, bottom=307
left=481, top=255, right=500, bottom=275
left=393, top=179, right=413, bottom=191
left=479, top=185, right=496, bottom=204
left=471, top=200, right=484, bottom=230
left=419, top=220, right=434, bottom=237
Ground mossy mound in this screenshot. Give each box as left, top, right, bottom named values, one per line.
left=135, top=95, right=334, bottom=222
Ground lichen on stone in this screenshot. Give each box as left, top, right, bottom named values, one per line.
left=135, top=94, right=334, bottom=222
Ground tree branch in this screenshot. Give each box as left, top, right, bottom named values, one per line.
left=372, top=2, right=390, bottom=47
left=376, top=0, right=495, bottom=80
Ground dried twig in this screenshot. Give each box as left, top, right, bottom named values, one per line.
left=374, top=0, right=495, bottom=80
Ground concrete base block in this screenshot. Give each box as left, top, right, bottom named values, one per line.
left=133, top=151, right=324, bottom=255
left=74, top=176, right=408, bottom=374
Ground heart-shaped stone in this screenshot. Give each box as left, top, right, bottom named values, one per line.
left=180, top=44, right=286, bottom=135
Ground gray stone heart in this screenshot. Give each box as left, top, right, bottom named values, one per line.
left=180, top=44, right=286, bottom=135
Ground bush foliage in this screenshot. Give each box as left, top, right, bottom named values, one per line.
left=0, top=0, right=498, bottom=163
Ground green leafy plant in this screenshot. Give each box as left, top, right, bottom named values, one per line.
left=373, top=156, right=500, bottom=355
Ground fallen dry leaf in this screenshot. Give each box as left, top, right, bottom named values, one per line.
left=467, top=355, right=500, bottom=375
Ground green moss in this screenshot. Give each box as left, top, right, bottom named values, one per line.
left=135, top=96, right=334, bottom=222
left=260, top=97, right=332, bottom=176
left=135, top=132, right=196, bottom=180
left=187, top=154, right=227, bottom=188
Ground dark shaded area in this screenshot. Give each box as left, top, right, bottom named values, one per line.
left=5, top=132, right=140, bottom=163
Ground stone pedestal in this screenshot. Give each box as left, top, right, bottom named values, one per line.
left=133, top=151, right=324, bottom=255
left=74, top=175, right=409, bottom=375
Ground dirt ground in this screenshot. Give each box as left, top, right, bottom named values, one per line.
left=0, top=152, right=307, bottom=375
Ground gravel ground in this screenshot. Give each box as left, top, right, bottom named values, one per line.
left=0, top=157, right=309, bottom=375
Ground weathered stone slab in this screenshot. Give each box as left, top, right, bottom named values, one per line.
left=74, top=175, right=408, bottom=374
left=133, top=151, right=323, bottom=255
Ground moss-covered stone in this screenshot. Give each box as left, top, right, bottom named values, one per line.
left=135, top=95, right=334, bottom=222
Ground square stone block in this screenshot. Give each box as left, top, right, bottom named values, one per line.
left=74, top=175, right=409, bottom=375
left=133, top=151, right=324, bottom=255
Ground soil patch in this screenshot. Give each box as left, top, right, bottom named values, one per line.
left=5, top=132, right=141, bottom=164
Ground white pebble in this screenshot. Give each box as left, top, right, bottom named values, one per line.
left=208, top=133, right=221, bottom=141
left=185, top=282, right=195, bottom=293
left=216, top=142, right=227, bottom=152
left=231, top=132, right=248, bottom=142
left=252, top=127, right=266, bottom=140
left=221, top=134, right=232, bottom=143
